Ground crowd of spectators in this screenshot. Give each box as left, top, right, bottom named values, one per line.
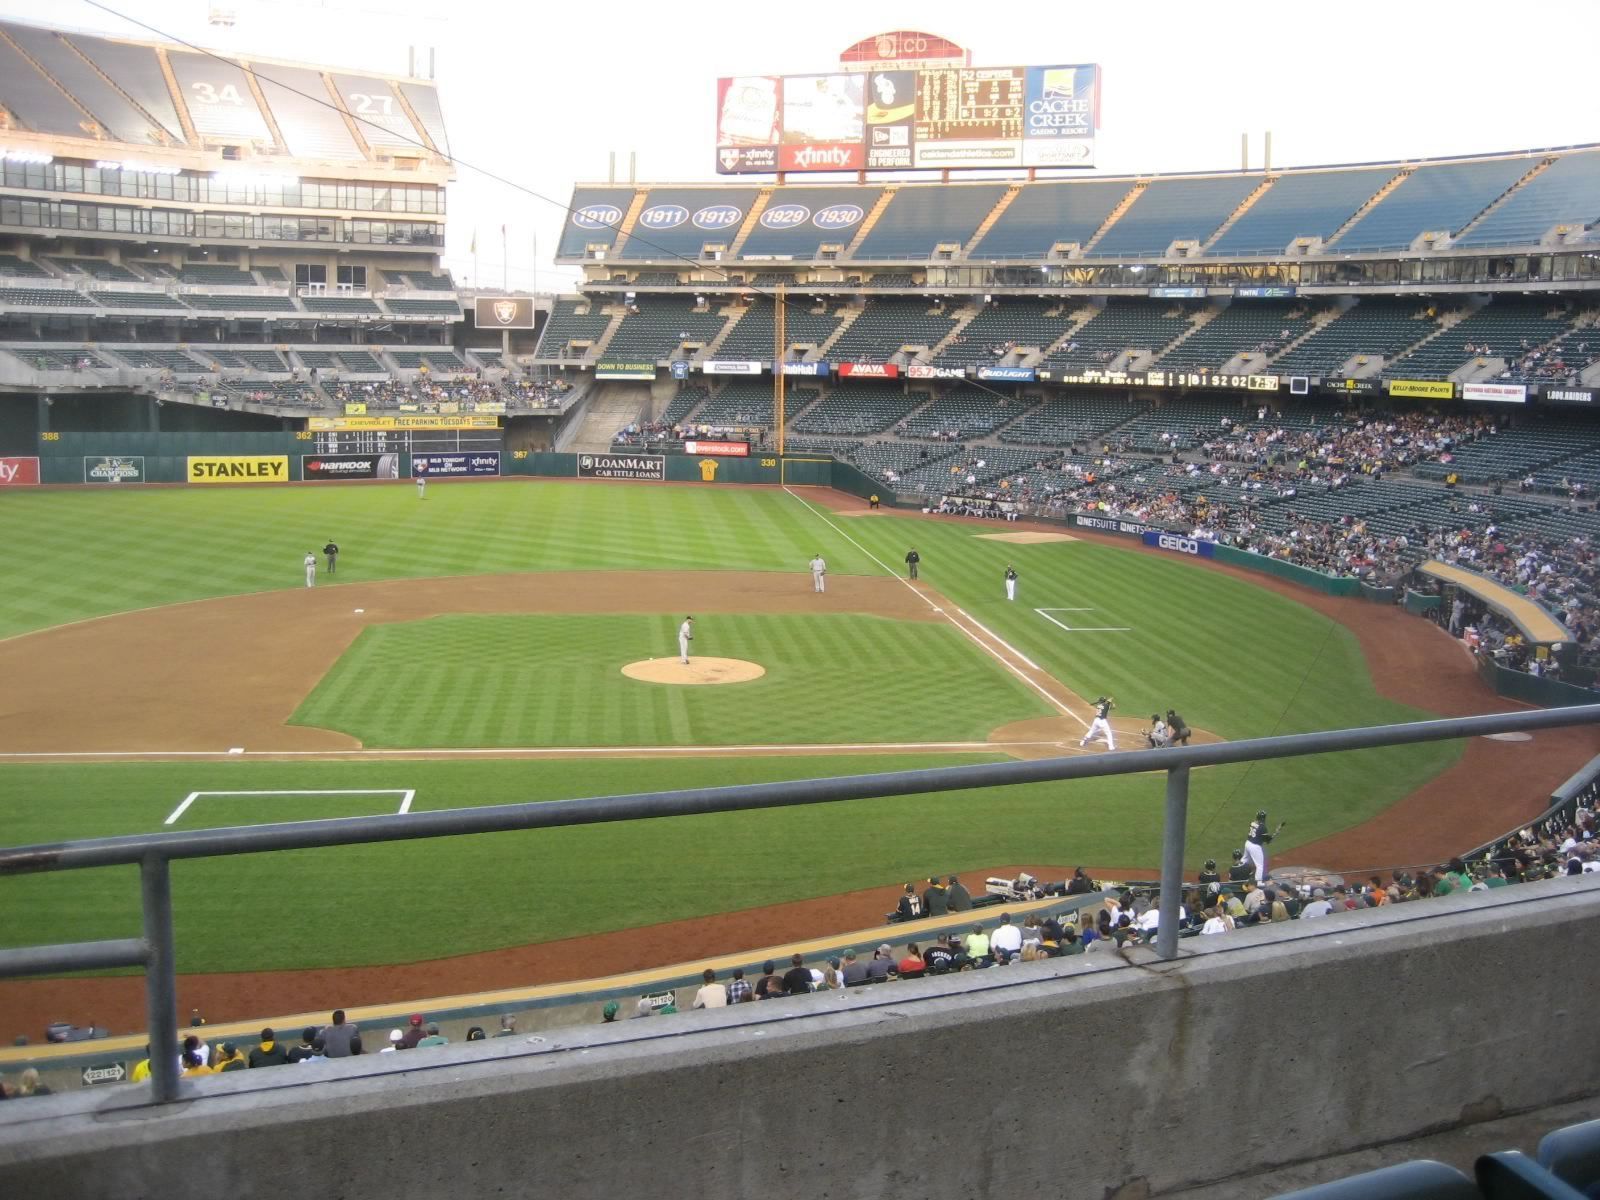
left=1497, top=333, right=1597, bottom=385
left=613, top=420, right=763, bottom=447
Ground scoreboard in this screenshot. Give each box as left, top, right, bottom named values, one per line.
left=914, top=68, right=1024, bottom=143
left=308, top=428, right=502, bottom=455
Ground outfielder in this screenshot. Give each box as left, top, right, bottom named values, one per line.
left=1004, top=564, right=1018, bottom=601
left=416, top=474, right=426, bottom=498
left=810, top=554, right=827, bottom=593
left=678, top=615, right=694, bottom=664
left=1245, top=810, right=1276, bottom=881
left=303, top=552, right=316, bottom=588
left=1079, top=695, right=1116, bottom=750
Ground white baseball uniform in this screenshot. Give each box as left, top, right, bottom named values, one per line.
left=678, top=619, right=693, bottom=663
left=810, top=556, right=827, bottom=592
left=416, top=475, right=426, bottom=497
left=304, top=553, right=316, bottom=588
left=1079, top=698, right=1115, bottom=750
left=1005, top=567, right=1018, bottom=601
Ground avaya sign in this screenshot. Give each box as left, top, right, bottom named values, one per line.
left=838, top=362, right=899, bottom=379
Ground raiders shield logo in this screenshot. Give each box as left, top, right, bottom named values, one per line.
left=493, top=300, right=519, bottom=325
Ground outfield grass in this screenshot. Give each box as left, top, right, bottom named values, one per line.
left=0, top=479, right=1469, bottom=974
left=292, top=613, right=1052, bottom=746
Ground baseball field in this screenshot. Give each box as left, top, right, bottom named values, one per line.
left=0, top=477, right=1585, bottom=1034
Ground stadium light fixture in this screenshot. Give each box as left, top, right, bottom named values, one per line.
left=1, top=150, right=53, bottom=165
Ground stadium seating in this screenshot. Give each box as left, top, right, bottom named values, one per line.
left=605, top=296, right=728, bottom=361
left=629, top=271, right=679, bottom=286
left=0, top=287, right=92, bottom=307
left=89, top=291, right=187, bottom=309
left=200, top=350, right=250, bottom=369
left=935, top=298, right=1076, bottom=368
left=737, top=186, right=886, bottom=259
left=1037, top=299, right=1191, bottom=372
left=897, top=444, right=1055, bottom=493
left=295, top=351, right=339, bottom=369
left=394, top=271, right=456, bottom=291
left=1412, top=417, right=1600, bottom=484
left=535, top=300, right=612, bottom=358
left=613, top=188, right=760, bottom=260
left=713, top=299, right=844, bottom=361
left=253, top=266, right=287, bottom=283
left=792, top=382, right=923, bottom=436
left=1335, top=158, right=1534, bottom=251
left=854, top=185, right=1007, bottom=258
left=1455, top=149, right=1600, bottom=248
left=1387, top=298, right=1574, bottom=380
left=335, top=350, right=384, bottom=372
left=13, top=348, right=111, bottom=369
left=1361, top=491, right=1557, bottom=538
left=902, top=388, right=1029, bottom=440
left=225, top=350, right=288, bottom=372
left=827, top=297, right=959, bottom=362
left=300, top=296, right=383, bottom=315
left=115, top=348, right=207, bottom=371
left=47, top=257, right=141, bottom=281
left=182, top=294, right=298, bottom=312
left=223, top=379, right=319, bottom=403
left=1209, top=167, right=1396, bottom=255
left=176, top=264, right=259, bottom=286
left=387, top=298, right=463, bottom=316
left=557, top=187, right=635, bottom=257
left=1269, top=299, right=1438, bottom=377
left=999, top=395, right=1147, bottom=446
left=969, top=179, right=1135, bottom=258
left=659, top=385, right=708, bottom=426
left=1113, top=397, right=1249, bottom=452
left=1091, top=176, right=1261, bottom=256
left=0, top=254, right=48, bottom=278
left=1154, top=301, right=1316, bottom=372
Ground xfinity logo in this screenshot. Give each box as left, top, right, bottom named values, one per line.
left=791, top=146, right=854, bottom=169
left=0, top=461, right=16, bottom=483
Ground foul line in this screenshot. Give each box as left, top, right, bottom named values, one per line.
left=1035, top=608, right=1132, bottom=634
left=783, top=489, right=1087, bottom=729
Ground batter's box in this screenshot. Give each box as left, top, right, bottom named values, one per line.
left=1034, top=607, right=1131, bottom=633
left=164, top=789, right=415, bottom=826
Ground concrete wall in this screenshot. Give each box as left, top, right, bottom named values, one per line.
left=2, top=876, right=1596, bottom=1200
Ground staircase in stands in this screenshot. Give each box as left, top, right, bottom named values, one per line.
left=1033, top=304, right=1106, bottom=364
left=586, top=307, right=631, bottom=361
left=728, top=189, right=773, bottom=259
left=816, top=307, right=865, bottom=357
left=1202, top=177, right=1278, bottom=250
left=844, top=188, right=900, bottom=257
left=1323, top=168, right=1412, bottom=247
left=1453, top=157, right=1558, bottom=242
left=698, top=303, right=749, bottom=360
left=925, top=305, right=985, bottom=359
left=1081, top=182, right=1147, bottom=253
left=611, top=191, right=649, bottom=250
left=961, top=185, right=1024, bottom=257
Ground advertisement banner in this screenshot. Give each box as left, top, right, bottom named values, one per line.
left=595, top=361, right=657, bottom=381
left=907, top=363, right=967, bottom=379
left=473, top=296, right=536, bottom=330
left=1387, top=379, right=1456, bottom=400
left=473, top=400, right=507, bottom=414
left=1020, top=64, right=1098, bottom=167
left=187, top=455, right=289, bottom=484
left=976, top=365, right=1037, bottom=382
left=720, top=62, right=1098, bottom=174
left=1072, top=513, right=1156, bottom=537
left=1327, top=378, right=1380, bottom=396
left=301, top=453, right=401, bottom=481
left=683, top=440, right=751, bottom=458
left=1149, top=286, right=1207, bottom=298
left=577, top=453, right=665, bottom=481
left=701, top=360, right=763, bottom=375
left=1543, top=387, right=1596, bottom=406
left=1142, top=530, right=1216, bottom=558
left=413, top=452, right=501, bottom=478
left=0, top=456, right=40, bottom=486
left=779, top=74, right=865, bottom=172
left=838, top=362, right=900, bottom=379
left=1235, top=286, right=1298, bottom=298
left=343, top=401, right=368, bottom=416
left=781, top=361, right=830, bottom=376
left=309, top=415, right=501, bottom=431
left=83, top=455, right=145, bottom=484
left=1462, top=382, right=1528, bottom=404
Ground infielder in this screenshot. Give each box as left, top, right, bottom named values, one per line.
left=678, top=615, right=694, bottom=664
left=1079, top=696, right=1116, bottom=750
left=1245, top=810, right=1276, bottom=881
left=303, top=552, right=316, bottom=588
left=1004, top=564, right=1018, bottom=601
left=810, top=554, right=827, bottom=593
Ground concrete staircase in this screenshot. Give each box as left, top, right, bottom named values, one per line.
left=1202, top=177, right=1276, bottom=250
left=1142, top=306, right=1222, bottom=368
left=962, top=185, right=1023, bottom=257
left=925, top=305, right=984, bottom=360
left=567, top=383, right=653, bottom=453
left=1033, top=304, right=1104, bottom=364
left=816, top=306, right=865, bottom=357
left=587, top=308, right=630, bottom=361
left=728, top=189, right=773, bottom=259
left=844, top=188, right=899, bottom=257
left=697, top=305, right=749, bottom=360
left=608, top=191, right=649, bottom=257
left=1082, top=183, right=1146, bottom=253
left=1324, top=168, right=1412, bottom=247
left=1454, top=157, right=1557, bottom=242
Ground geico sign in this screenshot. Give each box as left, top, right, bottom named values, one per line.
left=1158, top=534, right=1201, bottom=555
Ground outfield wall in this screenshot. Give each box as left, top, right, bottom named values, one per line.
left=3, top=877, right=1596, bottom=1198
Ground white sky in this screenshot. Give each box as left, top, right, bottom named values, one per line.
left=2, top=0, right=1596, bottom=292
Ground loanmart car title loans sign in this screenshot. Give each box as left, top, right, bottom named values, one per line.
left=577, top=453, right=665, bottom=481
left=716, top=60, right=1100, bottom=173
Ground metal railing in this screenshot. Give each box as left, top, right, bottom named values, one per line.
left=3, top=704, right=1598, bottom=1105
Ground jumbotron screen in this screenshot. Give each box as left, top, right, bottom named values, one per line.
left=716, top=63, right=1099, bottom=173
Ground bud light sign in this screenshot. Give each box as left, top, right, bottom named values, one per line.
left=1142, top=531, right=1215, bottom=558
left=571, top=205, right=622, bottom=229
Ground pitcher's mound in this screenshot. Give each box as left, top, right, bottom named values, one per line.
left=621, top=657, right=766, bottom=685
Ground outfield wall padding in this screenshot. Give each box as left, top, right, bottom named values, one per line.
left=5, top=878, right=1598, bottom=1199
left=1476, top=657, right=1600, bottom=708
left=1210, top=543, right=1364, bottom=596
